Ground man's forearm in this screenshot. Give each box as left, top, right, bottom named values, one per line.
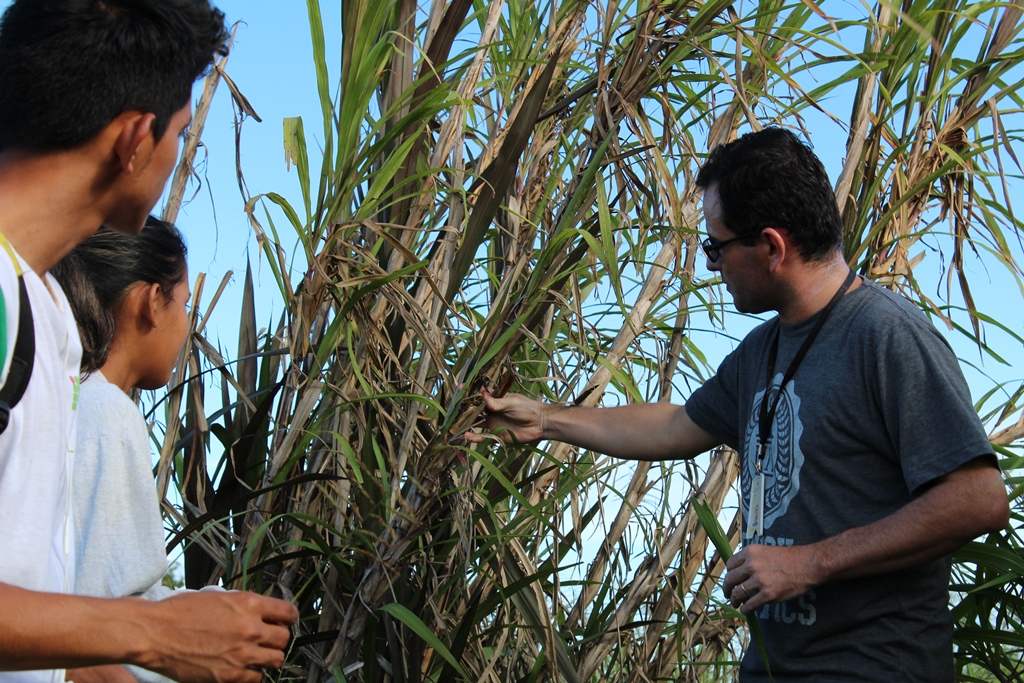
left=812, top=456, right=1009, bottom=582
left=543, top=402, right=719, bottom=461
left=725, top=456, right=1010, bottom=613
left=0, top=584, right=152, bottom=670
left=0, top=582, right=297, bottom=683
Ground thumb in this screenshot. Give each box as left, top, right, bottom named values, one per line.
left=480, top=387, right=503, bottom=412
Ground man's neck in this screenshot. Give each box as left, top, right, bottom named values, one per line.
left=0, top=149, right=113, bottom=274
left=777, top=251, right=858, bottom=325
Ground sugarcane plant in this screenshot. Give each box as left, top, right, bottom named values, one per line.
left=149, top=0, right=1024, bottom=681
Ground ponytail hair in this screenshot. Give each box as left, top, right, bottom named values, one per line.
left=51, top=215, right=188, bottom=375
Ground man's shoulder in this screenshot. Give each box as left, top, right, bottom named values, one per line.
left=843, top=278, right=942, bottom=339
left=840, top=278, right=958, bottom=367
left=852, top=277, right=929, bottom=320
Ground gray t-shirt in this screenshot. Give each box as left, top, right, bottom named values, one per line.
left=686, top=278, right=993, bottom=682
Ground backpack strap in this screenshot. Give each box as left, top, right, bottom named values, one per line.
left=0, top=233, right=34, bottom=434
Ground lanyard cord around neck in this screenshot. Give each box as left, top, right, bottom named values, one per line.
left=755, top=269, right=857, bottom=473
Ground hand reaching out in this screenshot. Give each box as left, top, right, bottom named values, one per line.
left=462, top=387, right=718, bottom=461
left=464, top=388, right=550, bottom=445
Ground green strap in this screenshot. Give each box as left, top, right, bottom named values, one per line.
left=0, top=232, right=21, bottom=372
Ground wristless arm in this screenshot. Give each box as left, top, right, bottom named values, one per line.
left=543, top=402, right=720, bottom=461
left=0, top=584, right=152, bottom=670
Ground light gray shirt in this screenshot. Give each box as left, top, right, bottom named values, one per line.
left=72, top=371, right=173, bottom=683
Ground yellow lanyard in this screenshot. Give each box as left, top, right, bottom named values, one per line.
left=0, top=232, right=23, bottom=276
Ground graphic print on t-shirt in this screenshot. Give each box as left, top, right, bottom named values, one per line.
left=743, top=376, right=804, bottom=534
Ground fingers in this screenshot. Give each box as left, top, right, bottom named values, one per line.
left=724, top=552, right=756, bottom=612
left=243, top=640, right=288, bottom=670
left=726, top=574, right=748, bottom=605
left=463, top=388, right=512, bottom=444
left=730, top=581, right=747, bottom=604
left=728, top=579, right=746, bottom=602
left=722, top=551, right=746, bottom=597
left=741, top=593, right=765, bottom=615
left=462, top=388, right=547, bottom=445
left=463, top=430, right=499, bottom=444
left=255, top=594, right=299, bottom=626
left=725, top=550, right=746, bottom=571
left=478, top=387, right=524, bottom=416
left=148, top=591, right=297, bottom=682
left=728, top=579, right=760, bottom=613
left=237, top=594, right=295, bottom=653
left=261, top=622, right=292, bottom=651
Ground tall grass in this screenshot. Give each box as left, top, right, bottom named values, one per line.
left=153, top=0, right=1024, bottom=680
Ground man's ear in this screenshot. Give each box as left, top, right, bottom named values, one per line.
left=761, top=227, right=789, bottom=273
left=111, top=112, right=157, bottom=175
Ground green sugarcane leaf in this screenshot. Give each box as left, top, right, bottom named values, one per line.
left=378, top=603, right=470, bottom=679
left=692, top=497, right=773, bottom=681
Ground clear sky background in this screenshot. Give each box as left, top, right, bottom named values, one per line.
left=187, top=3, right=1024, bottom=421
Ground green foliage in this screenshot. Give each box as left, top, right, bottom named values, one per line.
left=161, top=561, right=184, bottom=591
left=152, top=0, right=1024, bottom=680
left=692, top=498, right=771, bottom=680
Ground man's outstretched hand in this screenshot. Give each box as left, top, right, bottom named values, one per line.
left=462, top=388, right=718, bottom=462
left=464, top=388, right=549, bottom=445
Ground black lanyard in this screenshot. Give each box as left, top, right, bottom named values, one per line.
left=755, top=269, right=857, bottom=472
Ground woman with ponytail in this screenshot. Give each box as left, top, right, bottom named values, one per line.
left=51, top=216, right=191, bottom=683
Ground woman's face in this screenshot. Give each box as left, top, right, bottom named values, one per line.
left=135, top=271, right=190, bottom=390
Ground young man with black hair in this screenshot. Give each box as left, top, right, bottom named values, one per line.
left=468, top=127, right=1010, bottom=681
left=0, top=2, right=297, bottom=682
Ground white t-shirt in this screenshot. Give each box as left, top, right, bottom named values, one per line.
left=73, top=370, right=171, bottom=599
left=0, top=245, right=82, bottom=683
left=73, top=371, right=175, bottom=683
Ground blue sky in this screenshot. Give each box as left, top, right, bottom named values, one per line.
left=158, top=2, right=341, bottom=338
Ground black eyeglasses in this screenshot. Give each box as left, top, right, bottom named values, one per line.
left=701, top=228, right=766, bottom=262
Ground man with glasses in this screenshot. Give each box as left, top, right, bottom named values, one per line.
left=701, top=228, right=765, bottom=262
left=467, top=127, right=1009, bottom=681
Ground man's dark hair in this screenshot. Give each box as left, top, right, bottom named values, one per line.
left=0, top=0, right=228, bottom=153
left=695, top=127, right=844, bottom=260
